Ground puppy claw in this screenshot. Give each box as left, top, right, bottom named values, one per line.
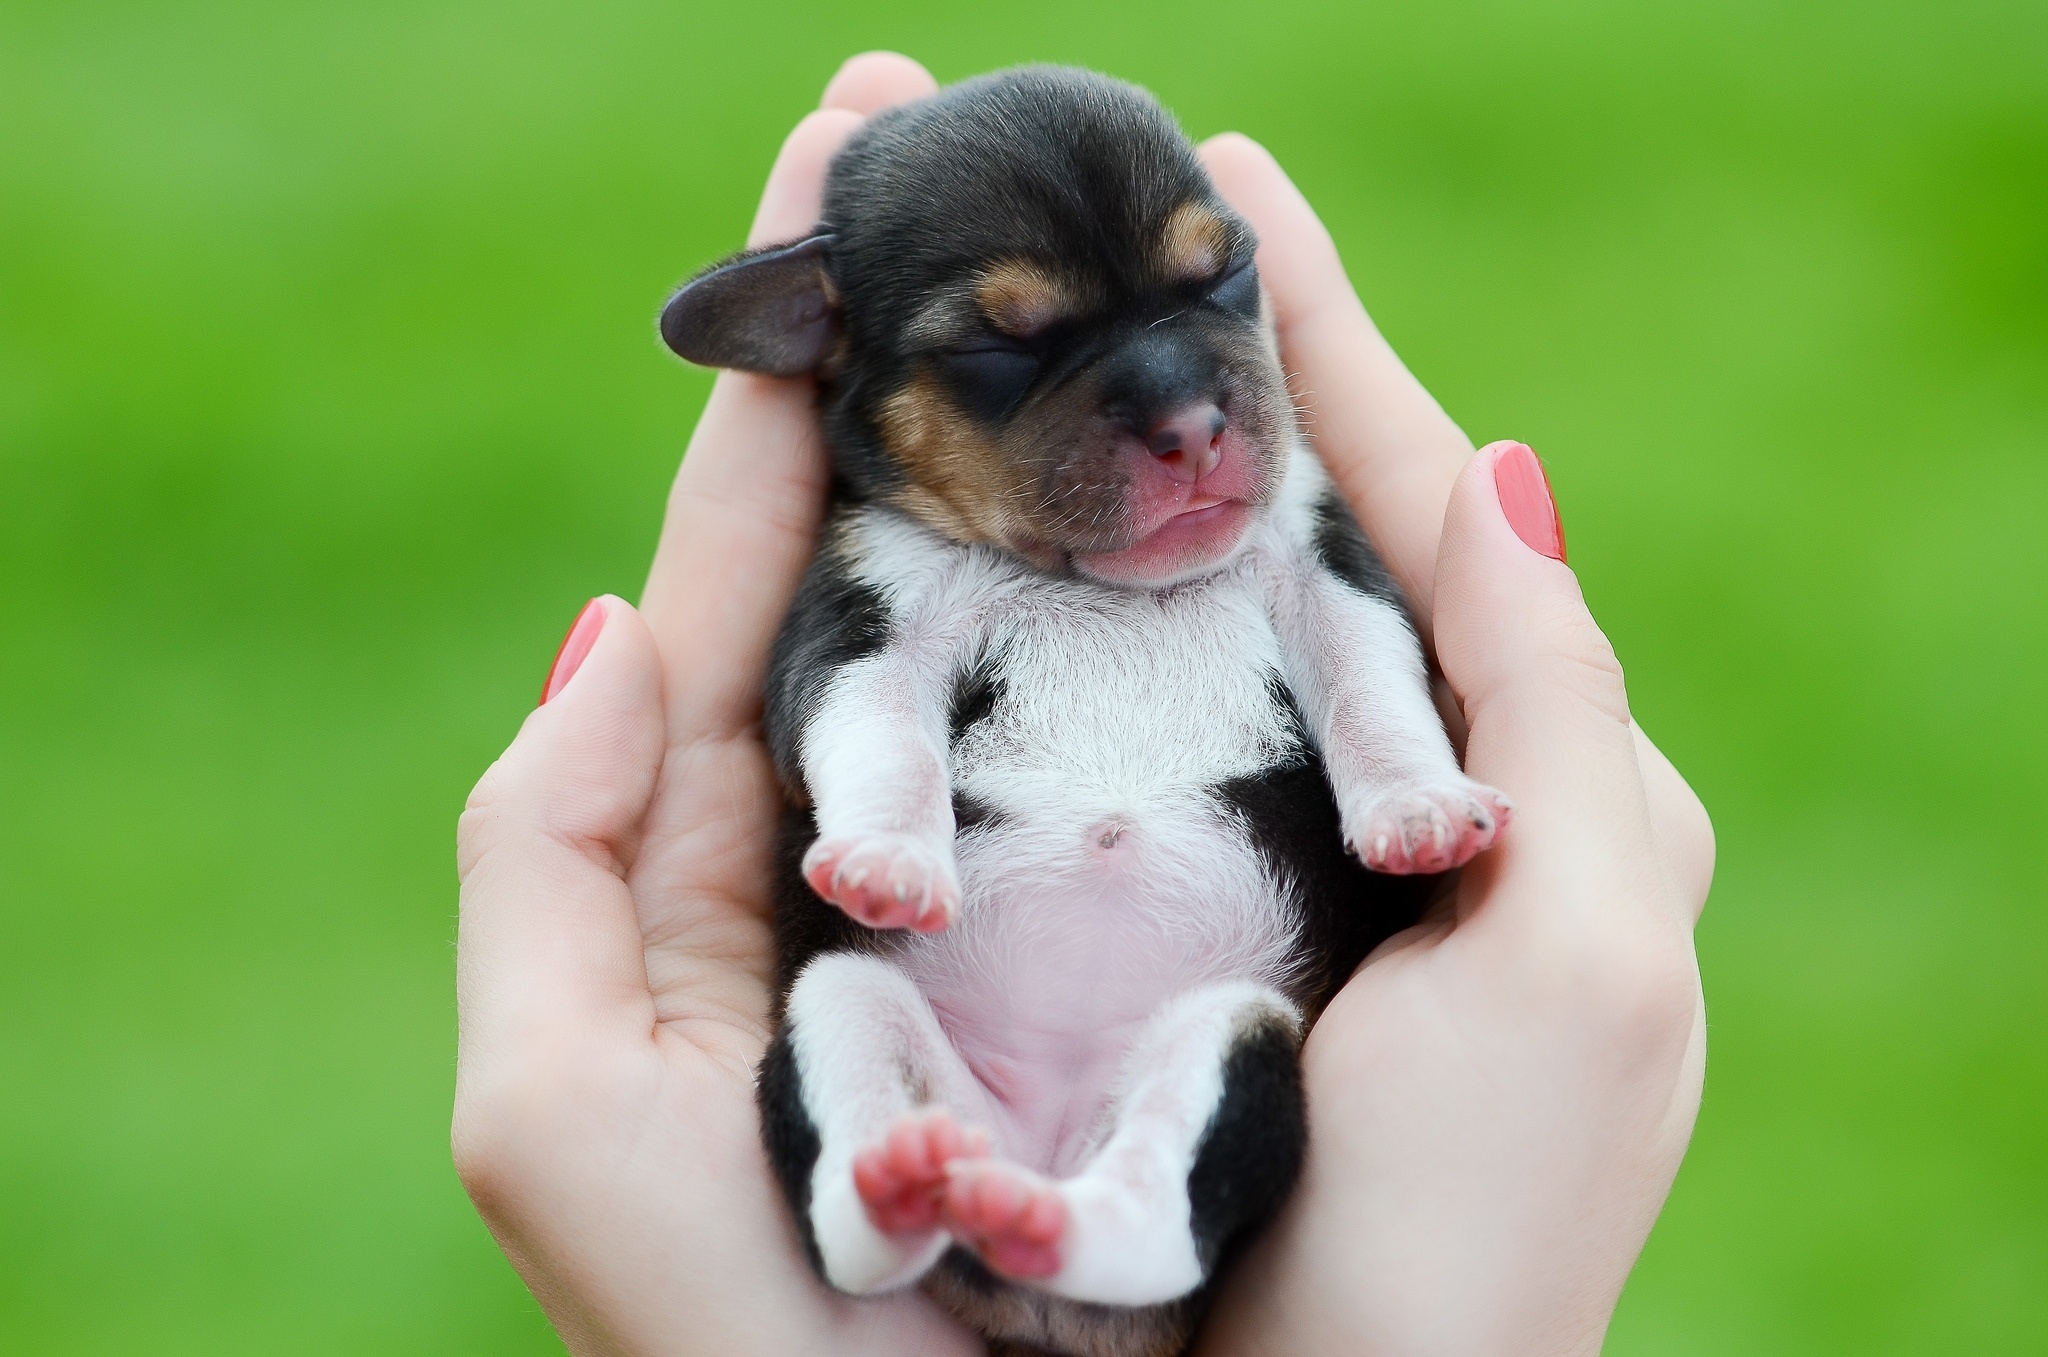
left=803, top=834, right=960, bottom=932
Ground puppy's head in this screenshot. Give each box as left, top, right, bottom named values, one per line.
left=662, top=67, right=1292, bottom=588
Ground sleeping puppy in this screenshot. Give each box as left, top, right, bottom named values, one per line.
left=659, top=66, right=1512, bottom=1357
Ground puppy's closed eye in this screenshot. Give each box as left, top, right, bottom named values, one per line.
left=938, top=341, right=1042, bottom=420
left=1204, top=259, right=1261, bottom=321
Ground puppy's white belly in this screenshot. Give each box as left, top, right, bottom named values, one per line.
left=892, top=788, right=1299, bottom=1177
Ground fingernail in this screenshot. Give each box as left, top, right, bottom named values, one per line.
left=539, top=598, right=606, bottom=706
left=1493, top=443, right=1567, bottom=562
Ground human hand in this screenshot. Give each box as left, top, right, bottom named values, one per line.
left=1192, top=136, right=1714, bottom=1355
left=451, top=54, right=983, bottom=1357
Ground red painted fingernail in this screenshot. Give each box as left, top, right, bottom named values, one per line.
left=539, top=598, right=606, bottom=706
left=1493, top=443, right=1567, bottom=562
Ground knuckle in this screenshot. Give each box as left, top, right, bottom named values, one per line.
left=1543, top=591, right=1619, bottom=664
left=450, top=1070, right=528, bottom=1213
left=449, top=1040, right=616, bottom=1212
left=1530, top=596, right=1630, bottom=714
left=456, top=759, right=513, bottom=881
left=454, top=805, right=497, bottom=883
left=449, top=1103, right=508, bottom=1213
left=1673, top=790, right=1718, bottom=917
left=1564, top=924, right=1701, bottom=1058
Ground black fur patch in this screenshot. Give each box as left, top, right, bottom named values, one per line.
left=768, top=805, right=881, bottom=1008
left=760, top=805, right=881, bottom=1273
left=927, top=1248, right=1205, bottom=1357
left=937, top=1244, right=1005, bottom=1295
left=1185, top=1013, right=1306, bottom=1270
left=764, top=523, right=892, bottom=791
left=948, top=650, right=1005, bottom=745
left=952, top=790, right=1006, bottom=833
left=1310, top=486, right=1406, bottom=613
left=755, top=1028, right=826, bottom=1274
left=947, top=651, right=1008, bottom=835
left=1213, top=679, right=1433, bottom=1013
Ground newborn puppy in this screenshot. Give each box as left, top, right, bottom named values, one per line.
left=660, top=66, right=1511, bottom=1357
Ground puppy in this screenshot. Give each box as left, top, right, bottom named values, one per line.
left=659, top=66, right=1511, bottom=1357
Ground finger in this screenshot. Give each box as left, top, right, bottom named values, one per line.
left=638, top=365, right=833, bottom=742
left=745, top=106, right=864, bottom=247
left=820, top=50, right=938, bottom=115
left=750, top=51, right=935, bottom=245
left=1431, top=444, right=1681, bottom=930
left=1634, top=721, right=1717, bottom=921
left=1200, top=133, right=1472, bottom=632
left=456, top=598, right=664, bottom=1061
left=640, top=106, right=865, bottom=739
left=642, top=57, right=941, bottom=742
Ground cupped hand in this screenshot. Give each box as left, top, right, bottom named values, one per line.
left=452, top=53, right=982, bottom=1357
left=1191, top=136, right=1714, bottom=1356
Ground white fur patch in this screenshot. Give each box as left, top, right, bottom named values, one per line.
left=1253, top=450, right=1466, bottom=806
left=1044, top=981, right=1299, bottom=1305
left=1254, top=450, right=1466, bottom=819
left=789, top=953, right=993, bottom=1294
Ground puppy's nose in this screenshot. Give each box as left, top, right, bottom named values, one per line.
left=1146, top=402, right=1226, bottom=483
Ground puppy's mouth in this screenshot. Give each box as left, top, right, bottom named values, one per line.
left=1069, top=494, right=1257, bottom=588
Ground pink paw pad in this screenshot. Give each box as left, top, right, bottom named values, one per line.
left=803, top=834, right=960, bottom=932
left=853, top=1109, right=989, bottom=1237
left=941, top=1160, right=1068, bottom=1280
left=1350, top=779, right=1514, bottom=875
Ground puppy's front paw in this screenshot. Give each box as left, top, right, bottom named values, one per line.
left=1345, top=777, right=1513, bottom=874
left=803, top=834, right=960, bottom=932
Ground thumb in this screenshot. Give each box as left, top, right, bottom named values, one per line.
left=456, top=596, right=665, bottom=1062
left=1434, top=444, right=1666, bottom=924
left=1436, top=443, right=1630, bottom=744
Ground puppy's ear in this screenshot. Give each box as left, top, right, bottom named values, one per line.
left=658, top=234, right=837, bottom=376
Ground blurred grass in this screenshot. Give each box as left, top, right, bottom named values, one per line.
left=1, top=0, right=2043, bottom=1350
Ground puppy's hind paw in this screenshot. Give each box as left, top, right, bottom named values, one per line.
left=853, top=1108, right=990, bottom=1237
left=803, top=834, right=960, bottom=932
left=941, top=1159, right=1068, bottom=1281
left=1346, top=777, right=1513, bottom=874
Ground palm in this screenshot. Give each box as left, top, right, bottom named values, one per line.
left=630, top=733, right=783, bottom=1064
left=1309, top=902, right=1703, bottom=1202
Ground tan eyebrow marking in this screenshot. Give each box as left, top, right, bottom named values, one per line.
left=975, top=260, right=1082, bottom=338
left=1157, top=202, right=1232, bottom=282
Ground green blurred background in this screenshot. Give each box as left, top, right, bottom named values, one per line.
left=2, top=0, right=2043, bottom=1349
